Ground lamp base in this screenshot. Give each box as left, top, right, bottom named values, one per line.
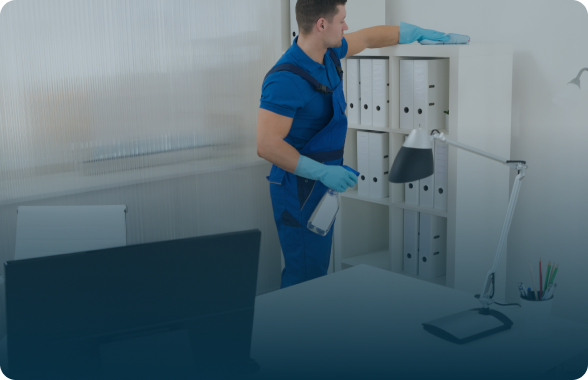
left=422, top=308, right=513, bottom=345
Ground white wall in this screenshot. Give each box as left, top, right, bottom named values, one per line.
left=386, top=0, right=588, bottom=324
left=345, top=0, right=386, bottom=33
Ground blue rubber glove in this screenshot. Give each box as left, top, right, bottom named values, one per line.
left=420, top=33, right=470, bottom=45
left=399, top=22, right=450, bottom=44
left=294, top=155, right=358, bottom=193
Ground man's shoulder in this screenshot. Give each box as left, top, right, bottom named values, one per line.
left=262, top=58, right=316, bottom=97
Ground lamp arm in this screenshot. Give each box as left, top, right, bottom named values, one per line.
left=477, top=170, right=525, bottom=309
left=431, top=132, right=527, bottom=309
left=574, top=68, right=588, bottom=81
left=570, top=68, right=588, bottom=87
left=432, top=133, right=508, bottom=165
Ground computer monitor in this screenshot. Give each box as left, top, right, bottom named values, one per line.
left=4, top=229, right=261, bottom=380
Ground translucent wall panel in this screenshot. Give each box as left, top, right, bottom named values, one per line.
left=0, top=0, right=282, bottom=293
left=0, top=0, right=279, bottom=191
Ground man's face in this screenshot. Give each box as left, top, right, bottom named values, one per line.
left=323, top=5, right=348, bottom=48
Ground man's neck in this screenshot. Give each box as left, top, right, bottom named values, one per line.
left=296, top=34, right=326, bottom=65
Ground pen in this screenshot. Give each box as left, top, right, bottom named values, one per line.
left=518, top=283, right=525, bottom=297
left=548, top=283, right=557, bottom=298
left=544, top=261, right=552, bottom=293
left=544, top=283, right=557, bottom=300
left=529, top=262, right=539, bottom=300
left=539, top=258, right=543, bottom=299
left=548, top=265, right=558, bottom=286
left=541, top=284, right=552, bottom=300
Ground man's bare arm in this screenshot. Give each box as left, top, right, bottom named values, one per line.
left=344, top=25, right=400, bottom=58
left=256, top=108, right=300, bottom=173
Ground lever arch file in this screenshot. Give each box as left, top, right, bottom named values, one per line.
left=368, top=132, right=389, bottom=199
left=346, top=58, right=360, bottom=124
left=372, top=59, right=389, bottom=128
left=400, top=59, right=414, bottom=130
left=357, top=131, right=370, bottom=197
left=403, top=210, right=420, bottom=275
left=420, top=139, right=435, bottom=208
left=360, top=59, right=373, bottom=126
left=434, top=140, right=448, bottom=210
left=419, top=213, right=447, bottom=278
left=404, top=136, right=419, bottom=205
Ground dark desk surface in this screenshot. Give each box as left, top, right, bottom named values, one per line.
left=247, top=265, right=588, bottom=380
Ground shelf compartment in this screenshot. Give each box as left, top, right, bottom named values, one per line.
left=393, top=269, right=447, bottom=287
left=336, top=197, right=389, bottom=272
left=388, top=128, right=449, bottom=136
left=341, top=250, right=390, bottom=271
left=340, top=190, right=390, bottom=206
left=390, top=201, right=448, bottom=218
left=352, top=43, right=513, bottom=59
left=347, top=123, right=392, bottom=133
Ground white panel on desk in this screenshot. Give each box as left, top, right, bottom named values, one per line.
left=419, top=139, right=435, bottom=208
left=403, top=210, right=419, bottom=275
left=418, top=213, right=447, bottom=279
left=290, top=0, right=298, bottom=44
left=347, top=59, right=360, bottom=124
left=15, top=205, right=127, bottom=260
left=368, top=132, right=389, bottom=199
left=372, top=59, right=389, bottom=128
left=434, top=140, right=448, bottom=210
left=357, top=131, right=370, bottom=197
left=400, top=60, right=414, bottom=130
left=360, top=59, right=373, bottom=126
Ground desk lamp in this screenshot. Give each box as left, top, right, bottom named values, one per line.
left=389, top=127, right=527, bottom=344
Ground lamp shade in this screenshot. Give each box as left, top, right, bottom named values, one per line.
left=389, top=128, right=434, bottom=183
left=553, top=81, right=581, bottom=108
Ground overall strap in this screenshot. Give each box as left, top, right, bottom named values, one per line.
left=263, top=64, right=333, bottom=94
left=327, top=48, right=344, bottom=80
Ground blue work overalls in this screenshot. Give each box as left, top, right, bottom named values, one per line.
left=263, top=49, right=347, bottom=288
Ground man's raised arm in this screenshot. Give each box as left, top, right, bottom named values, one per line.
left=344, top=25, right=400, bottom=58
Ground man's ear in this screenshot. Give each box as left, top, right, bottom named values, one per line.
left=316, top=18, right=326, bottom=32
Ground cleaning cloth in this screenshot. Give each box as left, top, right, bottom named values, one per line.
left=420, top=33, right=470, bottom=45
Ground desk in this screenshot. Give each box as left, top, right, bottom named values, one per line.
left=0, top=265, right=585, bottom=379
left=248, top=265, right=588, bottom=380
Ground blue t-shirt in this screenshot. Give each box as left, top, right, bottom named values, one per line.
left=260, top=36, right=348, bottom=150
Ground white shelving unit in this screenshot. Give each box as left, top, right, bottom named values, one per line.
left=334, top=43, right=513, bottom=299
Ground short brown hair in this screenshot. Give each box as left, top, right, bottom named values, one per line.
left=295, top=0, right=347, bottom=36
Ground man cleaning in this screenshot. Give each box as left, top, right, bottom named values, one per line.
left=257, top=0, right=468, bottom=288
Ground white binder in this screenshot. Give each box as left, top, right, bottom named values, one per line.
left=434, top=140, right=448, bottom=210
left=357, top=131, right=370, bottom=197
left=347, top=59, right=360, bottom=124
left=413, top=59, right=449, bottom=130
left=290, top=0, right=298, bottom=44
left=404, top=136, right=419, bottom=205
left=372, top=59, right=389, bottom=128
left=360, top=59, right=373, bottom=125
left=403, top=210, right=419, bottom=275
left=400, top=59, right=414, bottom=130
left=368, top=132, right=389, bottom=198
left=419, top=138, right=435, bottom=208
left=418, top=213, right=447, bottom=279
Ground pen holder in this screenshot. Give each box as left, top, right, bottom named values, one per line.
left=518, top=294, right=554, bottom=339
